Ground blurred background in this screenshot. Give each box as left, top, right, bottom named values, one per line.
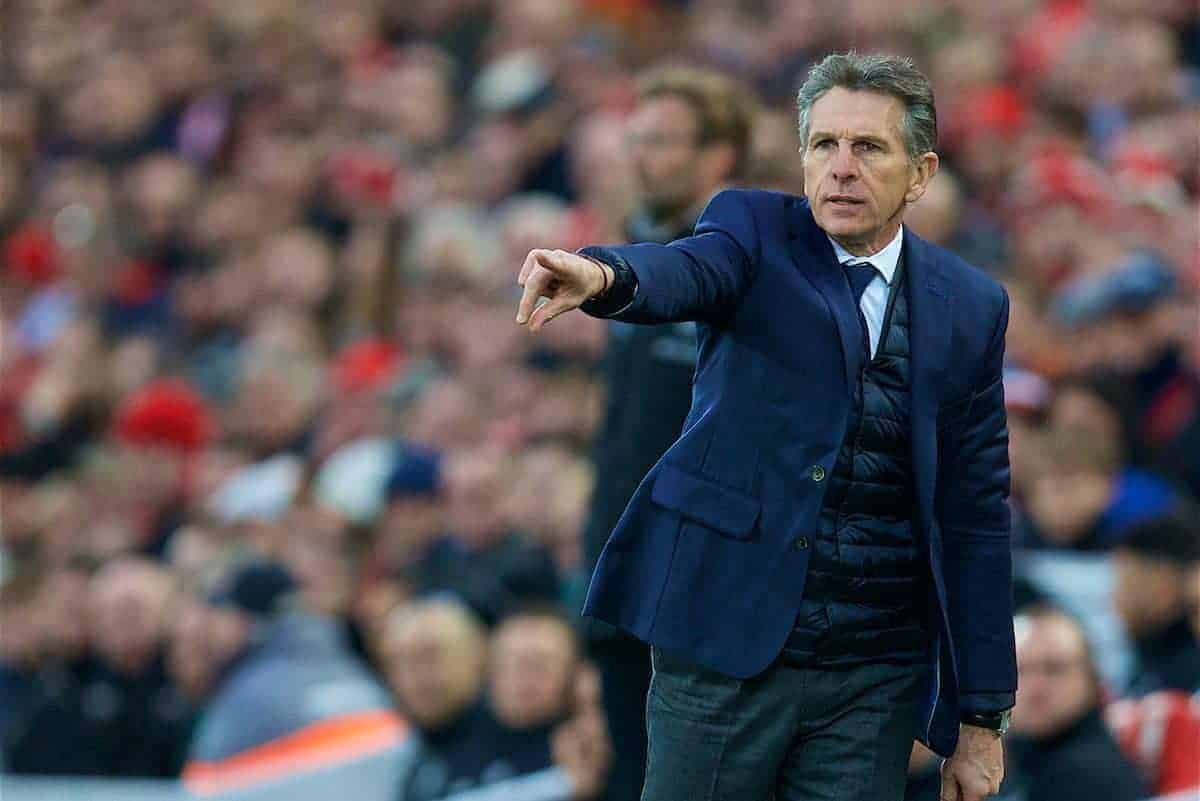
left=0, top=0, right=1197, bottom=800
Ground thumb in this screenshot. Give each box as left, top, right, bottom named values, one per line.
left=527, top=295, right=577, bottom=332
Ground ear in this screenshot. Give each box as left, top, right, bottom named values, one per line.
left=700, top=141, right=738, bottom=185
left=905, top=152, right=939, bottom=204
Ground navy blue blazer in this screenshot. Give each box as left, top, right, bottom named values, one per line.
left=578, top=189, right=1017, bottom=757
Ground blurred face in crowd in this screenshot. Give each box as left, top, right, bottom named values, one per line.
left=381, top=602, right=486, bottom=729
left=280, top=506, right=353, bottom=617
left=905, top=170, right=961, bottom=245
left=1187, top=563, right=1200, bottom=640
left=36, top=567, right=91, bottom=661
left=1027, top=465, right=1112, bottom=545
left=89, top=558, right=175, bottom=675
left=1113, top=550, right=1188, bottom=638
left=627, top=94, right=723, bottom=221
left=378, top=495, right=443, bottom=568
left=489, top=614, right=578, bottom=730
left=258, top=229, right=335, bottom=313
left=802, top=88, right=937, bottom=255
left=169, top=599, right=223, bottom=700
left=748, top=110, right=806, bottom=194
left=1049, top=386, right=1124, bottom=447
left=1012, top=612, right=1098, bottom=739
left=1076, top=306, right=1179, bottom=374
left=0, top=585, right=41, bottom=669
left=1025, top=426, right=1119, bottom=545
left=443, top=449, right=509, bottom=548
left=126, top=154, right=197, bottom=243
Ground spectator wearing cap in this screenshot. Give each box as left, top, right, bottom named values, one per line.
left=1054, top=251, right=1200, bottom=498
left=1112, top=512, right=1200, bottom=696
left=1000, top=366, right=1051, bottom=524
left=414, top=448, right=559, bottom=626
left=1018, top=382, right=1179, bottom=551
left=1004, top=605, right=1148, bottom=801
left=109, top=377, right=216, bottom=555
left=182, top=558, right=403, bottom=795
left=580, top=65, right=756, bottom=801
left=374, top=443, right=444, bottom=578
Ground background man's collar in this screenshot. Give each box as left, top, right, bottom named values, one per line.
left=826, top=225, right=904, bottom=284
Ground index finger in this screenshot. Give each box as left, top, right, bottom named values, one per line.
left=518, top=249, right=541, bottom=287
left=516, top=268, right=548, bottom=325
left=519, top=249, right=561, bottom=287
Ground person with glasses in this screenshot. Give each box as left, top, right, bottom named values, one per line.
left=1005, top=605, right=1147, bottom=801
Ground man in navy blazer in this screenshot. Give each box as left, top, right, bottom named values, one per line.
left=517, top=53, right=1015, bottom=801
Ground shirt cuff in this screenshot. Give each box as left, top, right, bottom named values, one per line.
left=578, top=247, right=638, bottom=318
left=959, top=691, right=1016, bottom=716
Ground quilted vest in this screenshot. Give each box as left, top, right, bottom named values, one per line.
left=783, top=259, right=928, bottom=666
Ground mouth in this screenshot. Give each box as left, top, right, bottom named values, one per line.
left=826, top=195, right=865, bottom=207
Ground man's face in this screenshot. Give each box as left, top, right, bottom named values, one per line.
left=383, top=617, right=482, bottom=729
left=488, top=617, right=577, bottom=730
left=1012, top=615, right=1096, bottom=739
left=1113, top=551, right=1186, bottom=638
left=626, top=94, right=706, bottom=217
left=802, top=88, right=935, bottom=251
left=89, top=563, right=173, bottom=675
left=1027, top=468, right=1111, bottom=545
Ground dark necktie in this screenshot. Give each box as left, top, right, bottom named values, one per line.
left=844, top=261, right=878, bottom=362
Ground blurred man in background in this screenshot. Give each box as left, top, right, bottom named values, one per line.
left=182, top=559, right=402, bottom=794
left=1112, top=512, right=1200, bottom=695
left=580, top=66, right=756, bottom=801
left=1006, top=605, right=1147, bottom=801
left=6, top=558, right=192, bottom=777
left=415, top=448, right=560, bottom=626
left=381, top=599, right=609, bottom=800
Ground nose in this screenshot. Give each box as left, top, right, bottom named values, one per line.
left=830, top=142, right=858, bottom=182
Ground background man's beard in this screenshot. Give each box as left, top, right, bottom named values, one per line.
left=643, top=193, right=693, bottom=224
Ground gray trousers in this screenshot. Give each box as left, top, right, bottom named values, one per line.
left=641, top=647, right=928, bottom=801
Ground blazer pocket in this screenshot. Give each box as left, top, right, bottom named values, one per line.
left=937, top=390, right=975, bottom=431
left=650, top=463, right=761, bottom=540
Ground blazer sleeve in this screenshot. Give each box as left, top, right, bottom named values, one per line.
left=579, top=189, right=760, bottom=325
left=936, top=287, right=1017, bottom=712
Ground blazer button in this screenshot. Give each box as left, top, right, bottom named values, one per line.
left=793, top=536, right=809, bottom=551
left=811, top=465, right=826, bottom=482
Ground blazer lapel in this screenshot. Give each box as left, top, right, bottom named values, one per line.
left=904, top=229, right=952, bottom=536
left=786, top=200, right=864, bottom=388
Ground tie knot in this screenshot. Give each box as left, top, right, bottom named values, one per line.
left=844, top=261, right=878, bottom=304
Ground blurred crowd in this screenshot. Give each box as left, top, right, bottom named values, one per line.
left=0, top=0, right=1197, bottom=799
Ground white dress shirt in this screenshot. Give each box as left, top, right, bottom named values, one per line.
left=826, top=226, right=904, bottom=358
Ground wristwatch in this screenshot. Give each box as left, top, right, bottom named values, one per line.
left=962, top=709, right=1012, bottom=735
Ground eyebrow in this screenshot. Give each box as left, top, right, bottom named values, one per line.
left=807, top=131, right=892, bottom=147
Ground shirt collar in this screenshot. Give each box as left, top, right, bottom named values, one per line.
left=826, top=225, right=904, bottom=285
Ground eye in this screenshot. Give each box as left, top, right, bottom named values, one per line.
left=854, top=140, right=881, bottom=153
left=812, top=138, right=835, bottom=150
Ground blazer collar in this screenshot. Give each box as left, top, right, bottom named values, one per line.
left=826, top=225, right=904, bottom=284
left=785, top=197, right=951, bottom=394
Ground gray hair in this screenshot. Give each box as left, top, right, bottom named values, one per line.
left=797, top=52, right=937, bottom=162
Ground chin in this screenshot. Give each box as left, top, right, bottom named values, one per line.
left=817, top=215, right=872, bottom=240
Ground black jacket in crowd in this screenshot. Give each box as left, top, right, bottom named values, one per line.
left=1004, top=708, right=1148, bottom=801
left=580, top=212, right=699, bottom=638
